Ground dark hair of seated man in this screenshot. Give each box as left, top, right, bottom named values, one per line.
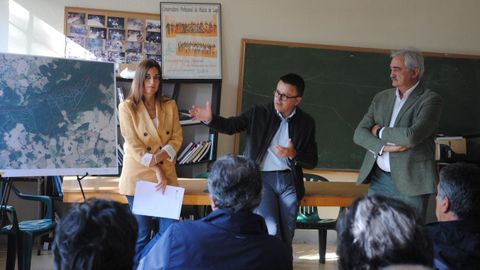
left=53, top=198, right=137, bottom=270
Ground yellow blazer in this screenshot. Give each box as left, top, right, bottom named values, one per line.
left=118, top=98, right=183, bottom=195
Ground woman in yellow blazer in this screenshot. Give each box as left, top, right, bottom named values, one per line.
left=118, top=59, right=183, bottom=260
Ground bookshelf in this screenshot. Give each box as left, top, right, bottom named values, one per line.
left=116, top=78, right=221, bottom=178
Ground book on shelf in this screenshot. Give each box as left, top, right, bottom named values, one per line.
left=209, top=133, right=215, bottom=160
left=177, top=140, right=213, bottom=165
left=194, top=141, right=212, bottom=163
left=179, top=142, right=203, bottom=164
left=190, top=141, right=210, bottom=163
left=177, top=142, right=195, bottom=162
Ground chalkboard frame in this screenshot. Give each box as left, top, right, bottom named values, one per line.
left=235, top=38, right=480, bottom=170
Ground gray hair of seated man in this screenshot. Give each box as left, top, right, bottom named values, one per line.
left=208, top=154, right=262, bottom=212
left=438, top=162, right=480, bottom=220
left=337, top=195, right=433, bottom=270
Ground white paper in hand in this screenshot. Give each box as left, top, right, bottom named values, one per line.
left=132, top=181, right=185, bottom=220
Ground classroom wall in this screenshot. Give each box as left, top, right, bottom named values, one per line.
left=1, top=0, right=480, bottom=161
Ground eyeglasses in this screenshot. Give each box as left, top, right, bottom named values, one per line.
left=273, top=89, right=299, bottom=101
left=145, top=74, right=161, bottom=81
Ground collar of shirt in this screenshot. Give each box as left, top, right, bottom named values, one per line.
left=276, top=107, right=297, bottom=121
left=396, top=81, right=419, bottom=100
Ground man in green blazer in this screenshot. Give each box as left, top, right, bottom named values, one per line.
left=353, top=49, right=443, bottom=220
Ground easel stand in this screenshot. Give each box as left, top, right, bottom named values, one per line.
left=76, top=173, right=89, bottom=202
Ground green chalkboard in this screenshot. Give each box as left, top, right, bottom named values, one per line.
left=237, top=39, right=480, bottom=170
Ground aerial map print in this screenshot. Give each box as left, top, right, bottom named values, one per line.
left=0, top=53, right=117, bottom=177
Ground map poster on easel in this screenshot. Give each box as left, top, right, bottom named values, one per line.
left=160, top=2, right=222, bottom=79
left=0, top=53, right=118, bottom=177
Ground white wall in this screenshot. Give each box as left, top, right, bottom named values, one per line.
left=1, top=0, right=480, bottom=157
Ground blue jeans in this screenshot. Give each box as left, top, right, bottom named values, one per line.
left=368, top=166, right=430, bottom=222
left=256, top=171, right=298, bottom=257
left=127, top=196, right=177, bottom=265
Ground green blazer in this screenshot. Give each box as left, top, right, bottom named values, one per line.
left=353, top=83, right=443, bottom=196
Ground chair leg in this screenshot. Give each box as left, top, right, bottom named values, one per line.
left=18, top=233, right=34, bottom=270
left=6, top=235, right=17, bottom=270
left=318, top=229, right=327, bottom=264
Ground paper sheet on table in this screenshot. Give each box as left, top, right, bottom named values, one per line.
left=132, top=181, right=185, bottom=219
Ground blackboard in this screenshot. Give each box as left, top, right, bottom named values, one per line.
left=236, top=39, right=480, bottom=170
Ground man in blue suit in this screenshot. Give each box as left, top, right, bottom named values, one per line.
left=137, top=155, right=292, bottom=270
left=354, top=49, right=443, bottom=220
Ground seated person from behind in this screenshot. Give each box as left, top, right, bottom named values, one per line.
left=336, top=195, right=433, bottom=270
left=53, top=198, right=138, bottom=270
left=138, top=154, right=292, bottom=270
left=426, top=162, right=480, bottom=270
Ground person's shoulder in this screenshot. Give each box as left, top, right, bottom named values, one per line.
left=422, top=88, right=442, bottom=100
left=375, top=88, right=396, bottom=99
left=162, top=97, right=177, bottom=106
left=296, top=106, right=315, bottom=122
left=119, top=99, right=133, bottom=111
left=251, top=102, right=271, bottom=112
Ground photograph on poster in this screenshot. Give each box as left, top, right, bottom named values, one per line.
left=89, top=27, right=106, bottom=39
left=146, top=31, right=161, bottom=43
left=108, top=29, right=125, bottom=40
left=145, top=42, right=161, bottom=54
left=65, top=7, right=159, bottom=65
left=127, top=18, right=145, bottom=31
left=126, top=52, right=141, bottom=63
left=125, top=41, right=142, bottom=53
left=127, top=30, right=143, bottom=42
left=86, top=38, right=104, bottom=51
left=106, top=39, right=123, bottom=51
left=87, top=14, right=105, bottom=27
left=107, top=16, right=125, bottom=29
left=108, top=51, right=125, bottom=63
left=67, top=12, right=85, bottom=24
left=70, top=24, right=88, bottom=36
left=146, top=19, right=161, bottom=32
left=147, top=54, right=162, bottom=63
left=160, top=2, right=222, bottom=79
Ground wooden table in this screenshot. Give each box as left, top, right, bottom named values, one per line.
left=62, top=176, right=368, bottom=207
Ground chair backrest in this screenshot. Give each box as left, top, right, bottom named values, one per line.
left=303, top=173, right=329, bottom=183
left=300, top=173, right=330, bottom=217
left=10, top=184, right=54, bottom=221
left=0, top=177, right=19, bottom=234
left=195, top=172, right=210, bottom=179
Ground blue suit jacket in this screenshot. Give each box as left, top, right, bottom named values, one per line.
left=137, top=209, right=292, bottom=270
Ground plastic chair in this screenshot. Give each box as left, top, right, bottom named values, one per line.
left=296, top=173, right=343, bottom=264
left=0, top=204, right=19, bottom=270
left=1, top=182, right=56, bottom=270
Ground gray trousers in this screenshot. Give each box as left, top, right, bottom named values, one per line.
left=368, top=166, right=430, bottom=222
left=256, top=170, right=298, bottom=256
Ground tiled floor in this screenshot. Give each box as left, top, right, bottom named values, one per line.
left=0, top=242, right=338, bottom=270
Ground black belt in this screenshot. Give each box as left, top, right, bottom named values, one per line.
left=375, top=165, right=391, bottom=175
left=263, top=169, right=290, bottom=174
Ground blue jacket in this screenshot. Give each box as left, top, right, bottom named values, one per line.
left=137, top=209, right=292, bottom=270
left=426, top=220, right=480, bottom=270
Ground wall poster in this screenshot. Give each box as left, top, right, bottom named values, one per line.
left=160, top=2, right=222, bottom=79
left=65, top=7, right=161, bottom=68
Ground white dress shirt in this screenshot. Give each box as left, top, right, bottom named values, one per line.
left=376, top=81, right=419, bottom=172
